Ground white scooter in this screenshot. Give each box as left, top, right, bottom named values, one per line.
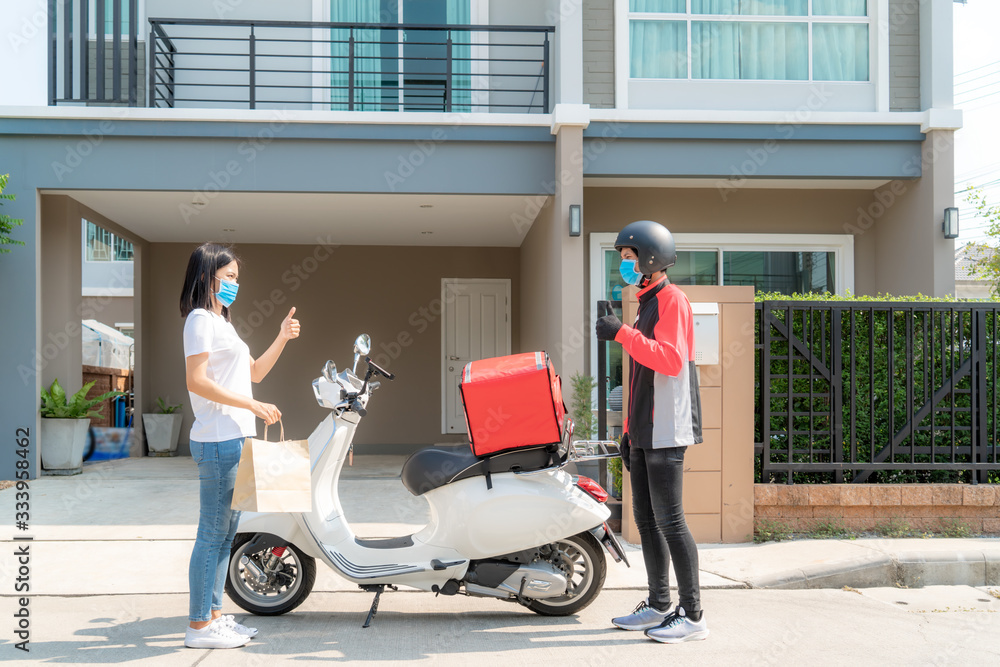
left=225, top=335, right=627, bottom=627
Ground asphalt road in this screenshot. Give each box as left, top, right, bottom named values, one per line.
left=4, top=586, right=998, bottom=665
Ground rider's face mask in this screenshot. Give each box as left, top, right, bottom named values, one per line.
left=619, top=259, right=644, bottom=287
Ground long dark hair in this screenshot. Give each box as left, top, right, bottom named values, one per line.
left=179, top=243, right=240, bottom=321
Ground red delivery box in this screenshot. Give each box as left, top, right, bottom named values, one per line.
left=460, top=351, right=567, bottom=458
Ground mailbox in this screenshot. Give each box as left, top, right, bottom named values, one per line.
left=691, top=302, right=720, bottom=365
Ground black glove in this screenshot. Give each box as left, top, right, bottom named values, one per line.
left=596, top=313, right=623, bottom=341
left=619, top=433, right=631, bottom=472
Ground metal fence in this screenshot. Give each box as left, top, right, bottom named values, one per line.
left=755, top=301, right=1000, bottom=485
left=148, top=18, right=553, bottom=112
left=49, top=0, right=142, bottom=106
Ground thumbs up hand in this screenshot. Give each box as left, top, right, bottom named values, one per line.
left=280, top=307, right=300, bottom=341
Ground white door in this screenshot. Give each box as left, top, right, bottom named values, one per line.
left=442, top=279, right=511, bottom=434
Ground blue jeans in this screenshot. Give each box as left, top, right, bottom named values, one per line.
left=188, top=437, right=244, bottom=622
left=630, top=446, right=701, bottom=613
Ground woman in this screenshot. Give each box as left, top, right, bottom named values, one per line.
left=179, top=243, right=300, bottom=649
left=595, top=220, right=708, bottom=644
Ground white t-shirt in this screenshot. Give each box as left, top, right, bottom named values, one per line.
left=183, top=308, right=257, bottom=442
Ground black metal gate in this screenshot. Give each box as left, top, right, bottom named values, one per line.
left=755, top=301, right=1000, bottom=484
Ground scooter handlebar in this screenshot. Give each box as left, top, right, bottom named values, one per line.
left=366, top=357, right=395, bottom=380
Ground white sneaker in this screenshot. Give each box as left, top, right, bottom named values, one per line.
left=612, top=598, right=670, bottom=631
left=644, top=606, right=709, bottom=644
left=218, top=614, right=258, bottom=638
left=184, top=621, right=251, bottom=649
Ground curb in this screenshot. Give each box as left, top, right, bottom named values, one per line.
left=747, top=550, right=1000, bottom=590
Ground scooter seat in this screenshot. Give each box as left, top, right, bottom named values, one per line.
left=401, top=445, right=558, bottom=496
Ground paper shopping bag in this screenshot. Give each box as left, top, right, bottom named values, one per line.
left=231, top=421, right=312, bottom=512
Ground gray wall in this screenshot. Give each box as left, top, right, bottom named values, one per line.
left=889, top=0, right=920, bottom=112
left=145, top=242, right=521, bottom=455
left=0, top=184, right=37, bottom=480
left=583, top=0, right=615, bottom=109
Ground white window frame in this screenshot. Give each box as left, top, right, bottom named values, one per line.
left=83, top=219, right=134, bottom=264
left=589, top=231, right=853, bottom=377
left=614, top=0, right=889, bottom=112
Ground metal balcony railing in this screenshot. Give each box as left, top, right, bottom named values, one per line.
left=147, top=18, right=554, bottom=113
left=48, top=0, right=143, bottom=106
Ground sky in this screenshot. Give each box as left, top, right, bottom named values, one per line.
left=953, top=1, right=1000, bottom=246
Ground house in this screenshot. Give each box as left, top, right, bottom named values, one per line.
left=0, top=0, right=961, bottom=479
left=955, top=243, right=996, bottom=299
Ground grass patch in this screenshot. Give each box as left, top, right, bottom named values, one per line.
left=810, top=520, right=852, bottom=539
left=937, top=519, right=977, bottom=538
left=754, top=519, right=792, bottom=543
left=872, top=519, right=916, bottom=539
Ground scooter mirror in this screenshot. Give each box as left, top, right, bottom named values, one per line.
left=353, top=334, right=372, bottom=374
left=354, top=334, right=372, bottom=356
left=323, top=360, right=337, bottom=381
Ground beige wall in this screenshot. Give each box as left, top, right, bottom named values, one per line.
left=583, top=186, right=879, bottom=300
left=519, top=126, right=588, bottom=378
left=40, top=195, right=149, bottom=455
left=870, top=131, right=956, bottom=297
left=81, top=296, right=134, bottom=330
left=583, top=0, right=615, bottom=109
left=583, top=179, right=958, bottom=299
left=145, top=242, right=520, bottom=455
left=620, top=285, right=756, bottom=544
left=40, top=196, right=83, bottom=395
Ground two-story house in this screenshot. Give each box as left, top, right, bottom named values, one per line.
left=0, top=0, right=961, bottom=478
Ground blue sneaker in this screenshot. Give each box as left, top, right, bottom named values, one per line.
left=612, top=599, right=670, bottom=631
left=644, top=606, right=709, bottom=644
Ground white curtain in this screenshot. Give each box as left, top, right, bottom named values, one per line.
left=813, top=0, right=867, bottom=16
left=331, top=0, right=382, bottom=110
left=630, top=20, right=687, bottom=78
left=447, top=0, right=471, bottom=112
left=630, top=0, right=685, bottom=11
left=814, top=23, right=868, bottom=81
left=691, top=0, right=807, bottom=15
left=692, top=21, right=807, bottom=80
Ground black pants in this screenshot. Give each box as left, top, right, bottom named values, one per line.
left=630, top=446, right=701, bottom=613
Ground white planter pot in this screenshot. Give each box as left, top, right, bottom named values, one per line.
left=40, top=418, right=90, bottom=473
left=143, top=413, right=184, bottom=455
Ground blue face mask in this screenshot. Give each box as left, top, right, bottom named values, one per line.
left=620, top=259, right=644, bottom=287
left=215, top=278, right=239, bottom=307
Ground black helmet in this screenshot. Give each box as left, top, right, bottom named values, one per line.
left=614, top=220, right=676, bottom=274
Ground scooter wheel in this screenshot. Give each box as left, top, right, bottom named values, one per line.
left=527, top=531, right=607, bottom=616
left=225, top=533, right=317, bottom=616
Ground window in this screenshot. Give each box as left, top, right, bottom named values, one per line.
left=629, top=0, right=869, bottom=82
left=590, top=232, right=853, bottom=410
left=86, top=221, right=134, bottom=262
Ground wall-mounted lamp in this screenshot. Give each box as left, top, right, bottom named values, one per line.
left=569, top=204, right=581, bottom=237
left=943, top=207, right=959, bottom=239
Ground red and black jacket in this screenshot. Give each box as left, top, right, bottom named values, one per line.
left=614, top=277, right=703, bottom=449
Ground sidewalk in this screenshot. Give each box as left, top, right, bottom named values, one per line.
left=1, top=456, right=997, bottom=598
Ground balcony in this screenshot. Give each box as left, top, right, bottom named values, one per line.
left=48, top=4, right=554, bottom=114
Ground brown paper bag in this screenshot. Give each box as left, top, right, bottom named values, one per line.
left=231, top=421, right=312, bottom=512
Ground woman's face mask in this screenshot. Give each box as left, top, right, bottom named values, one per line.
left=215, top=278, right=239, bottom=307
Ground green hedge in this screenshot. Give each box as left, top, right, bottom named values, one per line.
left=754, top=292, right=1000, bottom=485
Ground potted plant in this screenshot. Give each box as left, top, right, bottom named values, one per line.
left=40, top=379, right=124, bottom=475
left=143, top=397, right=184, bottom=456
